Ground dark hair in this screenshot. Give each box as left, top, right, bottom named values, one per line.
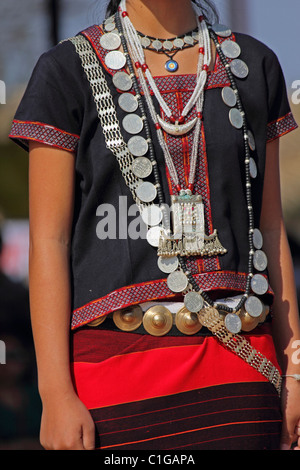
left=105, top=0, right=219, bottom=24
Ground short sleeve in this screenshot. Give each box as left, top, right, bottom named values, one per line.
left=265, top=52, right=298, bottom=142
left=9, top=41, right=83, bottom=152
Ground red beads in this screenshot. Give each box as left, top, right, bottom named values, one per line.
left=155, top=123, right=161, bottom=130
left=197, top=112, right=203, bottom=120
left=142, top=63, right=148, bottom=72
left=199, top=47, right=205, bottom=55
left=198, top=15, right=204, bottom=22
left=176, top=185, right=182, bottom=193
left=188, top=183, right=194, bottom=191
left=202, top=64, right=209, bottom=71
left=121, top=11, right=128, bottom=17
left=135, top=61, right=141, bottom=69
left=178, top=116, right=185, bottom=124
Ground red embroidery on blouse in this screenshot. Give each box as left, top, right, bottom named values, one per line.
left=267, top=111, right=298, bottom=142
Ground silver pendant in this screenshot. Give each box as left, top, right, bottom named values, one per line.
left=141, top=205, right=163, bottom=226
left=173, top=38, right=185, bottom=48
left=163, top=40, right=173, bottom=51
left=128, top=136, right=149, bottom=157
left=245, top=296, right=263, bottom=318
left=132, top=156, right=152, bottom=178
left=249, top=158, right=257, bottom=178
left=157, top=255, right=179, bottom=274
left=225, top=313, right=242, bottom=334
left=105, top=50, right=126, bottom=70
left=100, top=32, right=121, bottom=51
left=211, top=23, right=232, bottom=38
left=221, top=40, right=241, bottom=59
left=229, top=108, right=244, bottom=129
left=136, top=181, right=157, bottom=203
left=118, top=92, right=138, bottom=113
left=253, top=250, right=268, bottom=271
left=122, top=114, right=144, bottom=134
left=156, top=114, right=197, bottom=136
left=251, top=274, right=268, bottom=295
left=247, top=130, right=256, bottom=151
left=146, top=226, right=162, bottom=247
left=253, top=228, right=263, bottom=250
left=140, top=36, right=151, bottom=48
left=112, top=71, right=133, bottom=91
left=184, top=291, right=204, bottom=313
left=152, top=39, right=163, bottom=51
left=222, top=86, right=237, bottom=107
left=184, top=35, right=194, bottom=45
left=104, top=21, right=116, bottom=32
left=167, top=271, right=188, bottom=293
left=230, top=59, right=249, bottom=79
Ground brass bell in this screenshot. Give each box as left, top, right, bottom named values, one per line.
left=87, top=315, right=107, bottom=327
left=175, top=306, right=202, bottom=335
left=258, top=304, right=270, bottom=323
left=143, top=305, right=173, bottom=336
left=113, top=305, right=143, bottom=332
left=240, top=307, right=260, bottom=332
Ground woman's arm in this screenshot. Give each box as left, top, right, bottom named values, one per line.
left=28, top=141, right=95, bottom=450
left=260, top=138, right=300, bottom=450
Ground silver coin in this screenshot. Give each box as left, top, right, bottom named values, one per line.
left=118, top=93, right=138, bottom=112
left=184, top=291, right=204, bottom=313
left=157, top=256, right=179, bottom=274
left=173, top=38, right=184, bottom=48
left=136, top=181, right=157, bottom=203
left=253, top=228, right=263, bottom=250
left=100, top=32, right=121, bottom=51
left=152, top=39, right=163, bottom=50
left=211, top=23, right=232, bottom=38
left=192, top=31, right=200, bottom=40
left=132, top=156, right=152, bottom=178
left=104, top=22, right=116, bottom=32
left=229, top=108, right=244, bottom=129
left=167, top=271, right=188, bottom=293
left=128, top=136, right=149, bottom=157
left=122, top=114, right=144, bottom=134
left=221, top=40, right=241, bottom=59
left=163, top=40, right=173, bottom=51
left=146, top=226, right=162, bottom=247
left=248, top=130, right=256, bottom=151
left=141, top=205, right=163, bottom=226
left=222, top=86, right=237, bottom=107
left=112, top=71, right=133, bottom=91
left=184, top=35, right=194, bottom=45
left=225, top=313, right=242, bottom=334
left=105, top=50, right=126, bottom=70
left=253, top=250, right=268, bottom=271
left=141, top=36, right=151, bottom=48
left=230, top=59, right=249, bottom=79
left=245, top=296, right=264, bottom=318
left=249, top=157, right=257, bottom=178
left=251, top=274, right=268, bottom=295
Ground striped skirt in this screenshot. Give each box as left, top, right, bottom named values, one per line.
left=70, top=323, right=282, bottom=450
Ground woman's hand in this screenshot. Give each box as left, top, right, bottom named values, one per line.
left=280, top=378, right=300, bottom=450
left=40, top=389, right=95, bottom=450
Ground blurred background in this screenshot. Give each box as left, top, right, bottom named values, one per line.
left=0, top=0, right=299, bottom=450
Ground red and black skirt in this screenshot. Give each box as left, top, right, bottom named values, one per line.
left=70, top=322, right=282, bottom=451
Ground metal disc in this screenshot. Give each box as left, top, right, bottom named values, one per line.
left=152, top=39, right=163, bottom=51
left=87, top=315, right=107, bottom=327
left=113, top=305, right=143, bottom=332
left=253, top=250, right=268, bottom=271
left=104, top=21, right=116, bottom=32
left=143, top=305, right=173, bottom=336
left=105, top=50, right=127, bottom=70
left=141, top=205, right=163, bottom=226
left=146, top=225, right=162, bottom=247
left=163, top=40, right=173, bottom=51
left=240, top=309, right=260, bottom=332
left=184, top=35, right=194, bottom=45
left=253, top=228, right=263, bottom=250
left=230, top=59, right=249, bottom=79
left=136, top=181, right=157, bottom=203
left=167, top=271, right=188, bottom=293
left=140, top=36, right=151, bottom=48
left=222, top=86, right=237, bottom=107
left=251, top=274, right=269, bottom=295
left=249, top=157, right=257, bottom=178
left=184, top=291, right=204, bottom=313
left=245, top=296, right=264, bottom=318
left=128, top=136, right=149, bottom=157
left=229, top=108, right=244, bottom=129
left=112, top=71, right=133, bottom=91
left=248, top=130, right=256, bottom=151
left=132, top=156, right=152, bottom=178
left=100, top=32, right=121, bottom=51
left=122, top=114, right=144, bottom=134
left=221, top=40, right=241, bottom=59
left=173, top=38, right=184, bottom=48
left=175, top=307, right=202, bottom=335
left=118, top=92, right=138, bottom=112
left=157, top=256, right=179, bottom=274
left=211, top=23, right=232, bottom=38
left=224, top=313, right=242, bottom=334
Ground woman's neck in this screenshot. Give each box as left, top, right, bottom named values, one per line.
left=125, top=0, right=198, bottom=38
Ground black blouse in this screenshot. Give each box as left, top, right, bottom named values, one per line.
left=9, top=23, right=297, bottom=329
